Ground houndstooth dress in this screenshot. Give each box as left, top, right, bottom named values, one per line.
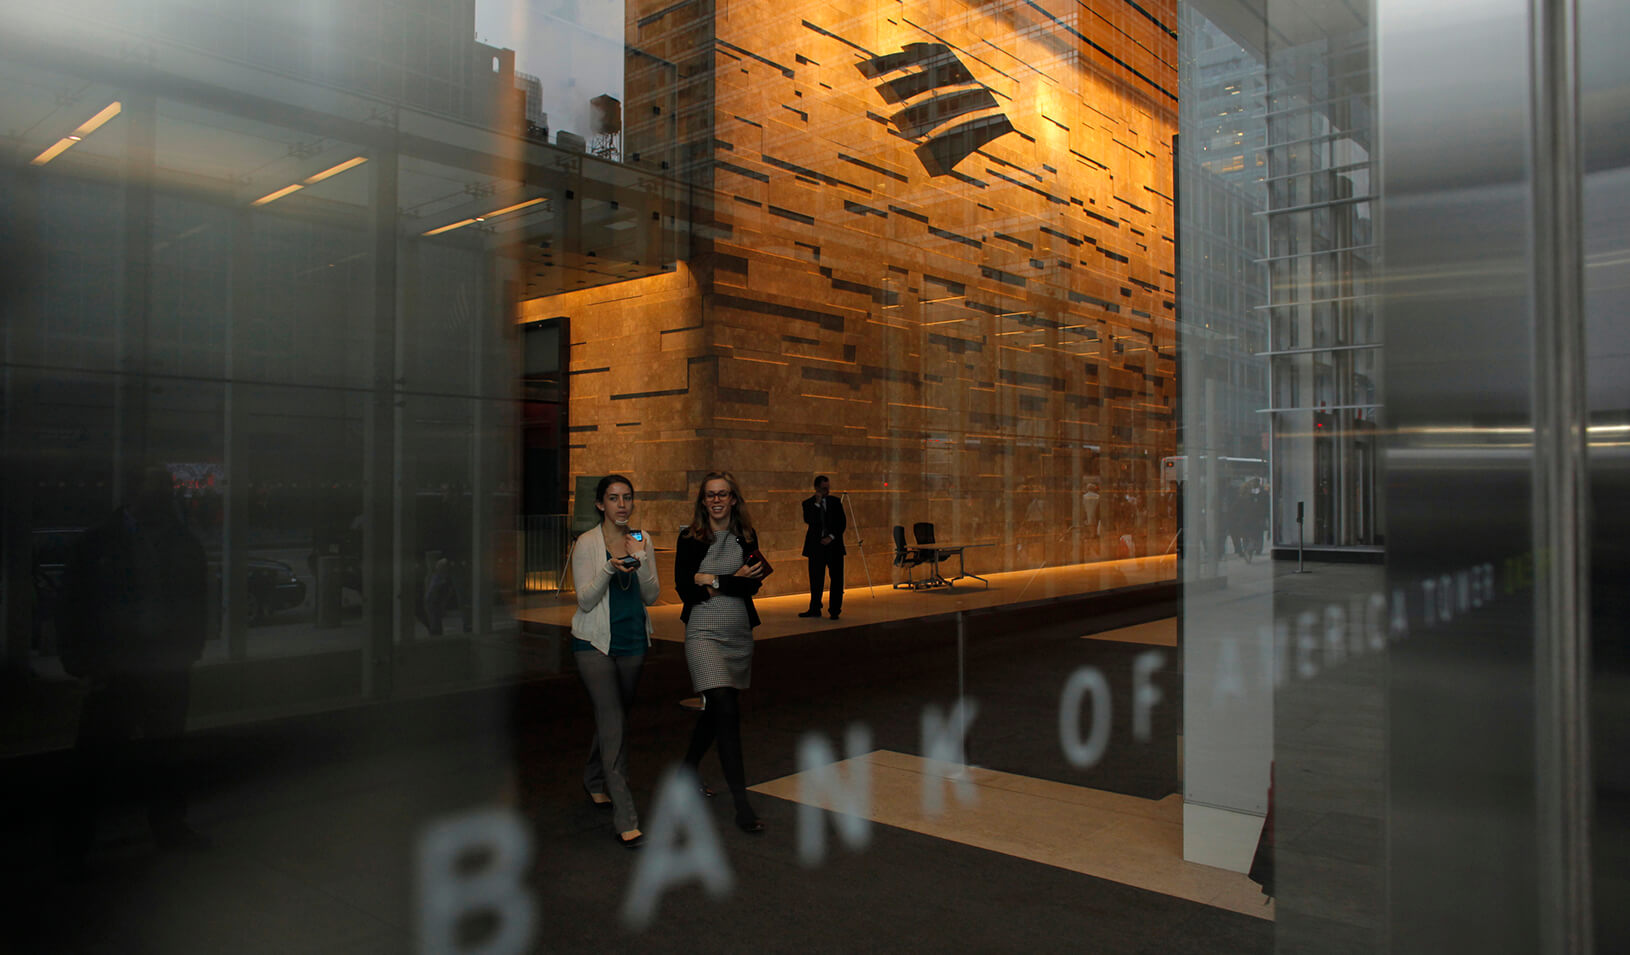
left=684, top=533, right=753, bottom=692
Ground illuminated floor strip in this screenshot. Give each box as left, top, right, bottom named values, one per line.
left=751, top=750, right=1274, bottom=921
left=1083, top=617, right=1177, bottom=646
left=519, top=555, right=1178, bottom=643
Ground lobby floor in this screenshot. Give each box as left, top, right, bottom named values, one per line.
left=2, top=554, right=1292, bottom=954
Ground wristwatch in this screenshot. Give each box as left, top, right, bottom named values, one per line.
left=710, top=576, right=720, bottom=589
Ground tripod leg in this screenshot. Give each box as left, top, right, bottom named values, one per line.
left=840, top=492, right=876, bottom=597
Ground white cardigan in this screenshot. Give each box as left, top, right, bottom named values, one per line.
left=570, top=525, right=659, bottom=653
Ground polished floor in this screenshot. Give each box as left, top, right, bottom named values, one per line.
left=753, top=748, right=1271, bottom=919
left=1, top=555, right=1292, bottom=954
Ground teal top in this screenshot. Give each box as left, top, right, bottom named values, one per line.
left=572, top=551, right=647, bottom=657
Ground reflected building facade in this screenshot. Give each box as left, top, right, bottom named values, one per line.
left=0, top=0, right=680, bottom=714
left=0, top=0, right=1624, bottom=952
left=1260, top=5, right=1379, bottom=554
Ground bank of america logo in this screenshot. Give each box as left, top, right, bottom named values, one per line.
left=857, top=43, right=1015, bottom=177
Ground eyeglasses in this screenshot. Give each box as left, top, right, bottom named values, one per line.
left=703, top=490, right=732, bottom=500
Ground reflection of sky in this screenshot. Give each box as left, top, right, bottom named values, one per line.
left=474, top=0, right=625, bottom=143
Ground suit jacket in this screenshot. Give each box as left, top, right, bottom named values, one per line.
left=58, top=508, right=209, bottom=678
left=801, top=493, right=847, bottom=557
left=674, top=530, right=763, bottom=628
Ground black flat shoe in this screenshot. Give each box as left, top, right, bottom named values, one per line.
left=699, top=783, right=715, bottom=798
left=735, top=811, right=765, bottom=834
left=585, top=786, right=613, bottom=810
left=618, top=831, right=646, bottom=849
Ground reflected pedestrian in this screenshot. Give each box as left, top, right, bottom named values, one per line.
left=424, top=485, right=471, bottom=635
left=55, top=464, right=211, bottom=872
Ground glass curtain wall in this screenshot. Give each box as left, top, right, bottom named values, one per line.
left=1585, top=0, right=1630, bottom=945
left=1262, top=6, right=1379, bottom=554
left=0, top=0, right=1624, bottom=951
left=1183, top=0, right=1621, bottom=950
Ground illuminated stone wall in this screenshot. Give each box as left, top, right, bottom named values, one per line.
left=536, top=0, right=1178, bottom=595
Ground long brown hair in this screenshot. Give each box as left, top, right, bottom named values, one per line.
left=684, top=470, right=756, bottom=543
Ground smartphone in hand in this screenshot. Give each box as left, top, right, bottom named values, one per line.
left=742, top=548, right=772, bottom=576
left=622, top=530, right=644, bottom=569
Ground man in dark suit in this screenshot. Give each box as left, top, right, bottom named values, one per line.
left=798, top=475, right=846, bottom=620
left=56, top=464, right=212, bottom=869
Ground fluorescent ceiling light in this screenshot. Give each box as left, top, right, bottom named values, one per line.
left=484, top=197, right=547, bottom=218
left=423, top=217, right=479, bottom=237
left=31, top=101, right=122, bottom=165
left=303, top=156, right=368, bottom=184
left=422, top=196, right=548, bottom=236
left=31, top=138, right=78, bottom=166
left=253, top=155, right=369, bottom=206
left=252, top=183, right=305, bottom=206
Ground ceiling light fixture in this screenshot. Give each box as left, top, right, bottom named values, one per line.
left=31, top=101, right=122, bottom=166
left=422, top=196, right=548, bottom=236
left=251, top=183, right=305, bottom=206
left=302, top=155, right=368, bottom=184
left=252, top=155, right=369, bottom=206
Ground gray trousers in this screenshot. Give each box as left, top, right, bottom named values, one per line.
left=576, top=649, right=644, bottom=833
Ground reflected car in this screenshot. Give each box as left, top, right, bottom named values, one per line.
left=31, top=529, right=310, bottom=644
left=241, top=558, right=308, bottom=624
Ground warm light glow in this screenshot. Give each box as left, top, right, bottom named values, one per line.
left=302, top=155, right=368, bottom=184
left=251, top=183, right=305, bottom=206
left=483, top=197, right=548, bottom=218
left=30, top=138, right=77, bottom=165
left=422, top=196, right=548, bottom=236
left=423, top=217, right=478, bottom=236
left=252, top=155, right=368, bottom=206
left=31, top=101, right=121, bottom=165
left=74, top=101, right=122, bottom=137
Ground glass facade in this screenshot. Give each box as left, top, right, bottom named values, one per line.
left=0, top=0, right=1622, bottom=951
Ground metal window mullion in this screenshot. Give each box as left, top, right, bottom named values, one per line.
left=1256, top=243, right=1377, bottom=264
left=1257, top=342, right=1381, bottom=357
left=1255, top=194, right=1378, bottom=217
left=1529, top=0, right=1592, bottom=951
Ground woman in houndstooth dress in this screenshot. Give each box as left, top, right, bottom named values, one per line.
left=673, top=471, right=770, bottom=833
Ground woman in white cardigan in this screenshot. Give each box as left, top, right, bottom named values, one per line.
left=570, top=474, right=659, bottom=848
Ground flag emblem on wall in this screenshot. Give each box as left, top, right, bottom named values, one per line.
left=857, top=43, right=1016, bottom=176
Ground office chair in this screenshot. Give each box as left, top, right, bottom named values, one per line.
left=912, top=522, right=952, bottom=563
left=892, top=525, right=928, bottom=590
left=910, top=522, right=953, bottom=586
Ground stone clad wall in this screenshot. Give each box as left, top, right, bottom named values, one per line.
left=540, top=0, right=1178, bottom=596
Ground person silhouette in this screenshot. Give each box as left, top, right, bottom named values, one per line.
left=56, top=464, right=212, bottom=871
left=799, top=475, right=846, bottom=620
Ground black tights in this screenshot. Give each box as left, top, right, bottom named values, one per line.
left=684, top=687, right=757, bottom=821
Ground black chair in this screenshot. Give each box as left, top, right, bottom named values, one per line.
left=912, top=522, right=952, bottom=564
left=892, top=525, right=929, bottom=590
left=910, top=522, right=954, bottom=586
